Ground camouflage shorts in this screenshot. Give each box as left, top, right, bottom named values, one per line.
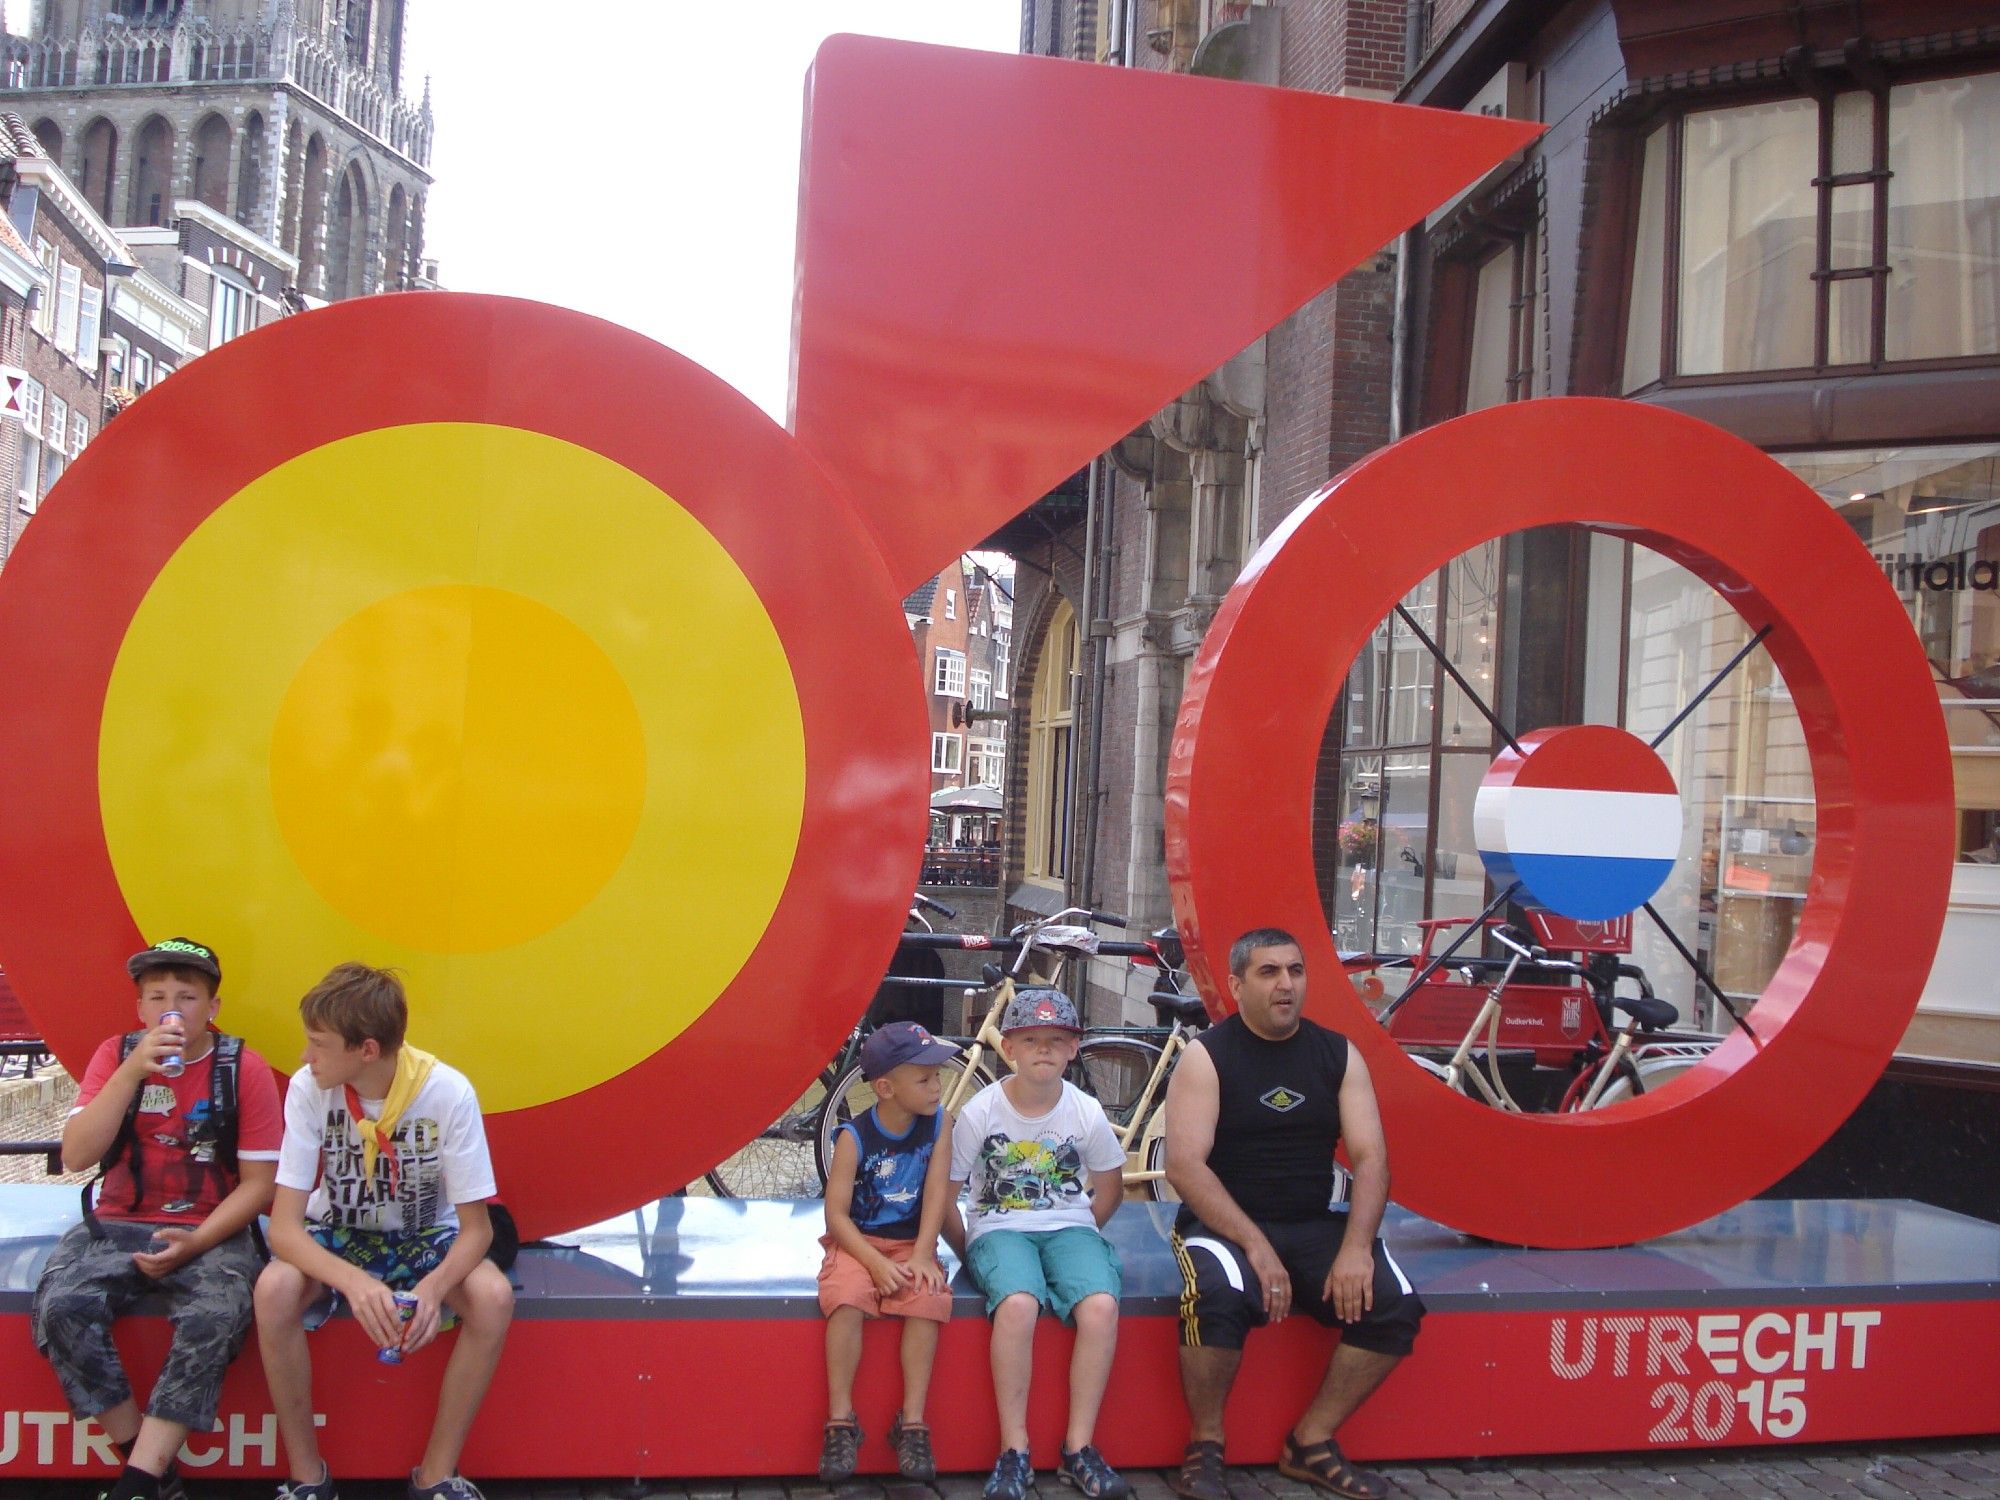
left=30, top=1219, right=261, bottom=1430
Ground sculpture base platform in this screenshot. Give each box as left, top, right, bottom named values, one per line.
left=1, top=1189, right=1996, bottom=1480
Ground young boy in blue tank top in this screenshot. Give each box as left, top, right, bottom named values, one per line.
left=818, top=1022, right=964, bottom=1484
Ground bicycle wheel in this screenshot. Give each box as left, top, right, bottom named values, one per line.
left=1576, top=1040, right=1715, bottom=1108
left=704, top=1070, right=834, bottom=1198
left=815, top=1053, right=996, bottom=1186
left=1137, top=1103, right=1177, bottom=1202
left=1072, top=1037, right=1165, bottom=1132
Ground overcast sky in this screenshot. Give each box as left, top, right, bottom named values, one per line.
left=405, top=2, right=1020, bottom=419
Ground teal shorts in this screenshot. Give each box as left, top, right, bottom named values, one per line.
left=964, top=1225, right=1121, bottom=1324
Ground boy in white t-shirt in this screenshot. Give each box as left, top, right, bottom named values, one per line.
left=951, top=987, right=1128, bottom=1500
left=253, top=963, right=514, bottom=1500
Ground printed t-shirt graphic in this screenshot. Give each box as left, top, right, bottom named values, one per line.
left=72, top=1035, right=283, bottom=1222
left=950, top=1080, right=1124, bottom=1241
left=276, top=1060, right=497, bottom=1235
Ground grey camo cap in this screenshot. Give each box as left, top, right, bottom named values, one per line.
left=1000, top=986, right=1081, bottom=1034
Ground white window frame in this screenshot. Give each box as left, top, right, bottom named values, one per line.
left=970, top=737, right=1005, bottom=788
left=45, top=395, right=68, bottom=457
left=108, top=334, right=130, bottom=386
left=994, top=639, right=1011, bottom=699
left=76, top=283, right=101, bottom=371
left=15, top=378, right=42, bottom=512
left=944, top=587, right=957, bottom=620
left=931, top=732, right=963, bottom=774
left=70, top=411, right=88, bottom=453
left=131, top=348, right=154, bottom=392
left=970, top=668, right=992, bottom=710
left=31, top=238, right=54, bottom=334
left=54, top=262, right=80, bottom=354
left=933, top=647, right=966, bottom=696
left=209, top=270, right=252, bottom=348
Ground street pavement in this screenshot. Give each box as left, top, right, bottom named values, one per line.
left=7, top=1440, right=2000, bottom=1499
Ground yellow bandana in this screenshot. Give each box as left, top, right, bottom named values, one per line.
left=347, top=1044, right=437, bottom=1189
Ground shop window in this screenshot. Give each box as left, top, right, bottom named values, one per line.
left=1621, top=71, right=2000, bottom=388
left=1025, top=600, right=1079, bottom=887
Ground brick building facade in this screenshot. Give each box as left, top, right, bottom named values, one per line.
left=1005, top=0, right=2000, bottom=1059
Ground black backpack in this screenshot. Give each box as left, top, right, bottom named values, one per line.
left=82, top=1031, right=246, bottom=1242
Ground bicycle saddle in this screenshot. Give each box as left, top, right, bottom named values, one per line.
left=1612, top=994, right=1680, bottom=1032
left=1148, top=990, right=1211, bottom=1028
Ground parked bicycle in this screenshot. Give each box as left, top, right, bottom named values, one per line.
left=1366, top=916, right=1711, bottom=1113
left=702, top=892, right=963, bottom=1198
left=814, top=906, right=1154, bottom=1184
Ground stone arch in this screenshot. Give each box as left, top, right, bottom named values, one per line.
left=128, top=114, right=175, bottom=228
left=190, top=112, right=232, bottom=214
left=29, top=118, right=62, bottom=163
left=297, top=132, right=329, bottom=294
left=325, top=157, right=372, bottom=300
left=384, top=183, right=409, bottom=290
left=234, top=111, right=266, bottom=231
left=79, top=117, right=119, bottom=221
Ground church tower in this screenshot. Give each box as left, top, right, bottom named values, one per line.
left=0, top=1, right=434, bottom=300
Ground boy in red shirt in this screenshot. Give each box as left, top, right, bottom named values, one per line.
left=32, top=937, right=283, bottom=1500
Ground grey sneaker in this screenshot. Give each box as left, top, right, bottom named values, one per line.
left=276, top=1464, right=340, bottom=1499
left=408, top=1473, right=486, bottom=1500
left=1059, top=1444, right=1130, bottom=1499
left=985, top=1448, right=1034, bottom=1500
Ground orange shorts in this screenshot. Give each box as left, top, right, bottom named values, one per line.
left=817, top=1233, right=954, bottom=1322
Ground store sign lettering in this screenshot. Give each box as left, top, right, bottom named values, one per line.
left=1875, top=553, right=2000, bottom=593
left=1546, top=1308, right=1881, bottom=1444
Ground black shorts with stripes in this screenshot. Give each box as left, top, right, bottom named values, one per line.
left=1171, top=1212, right=1424, bottom=1356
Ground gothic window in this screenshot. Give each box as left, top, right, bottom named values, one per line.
left=128, top=115, right=174, bottom=228
left=384, top=184, right=409, bottom=288
left=235, top=113, right=265, bottom=230
left=1619, top=71, right=2000, bottom=387
left=345, top=0, right=373, bottom=67
left=80, top=118, right=118, bottom=221
left=192, top=113, right=232, bottom=213
left=281, top=121, right=305, bottom=257
left=111, top=1, right=182, bottom=21
left=298, top=134, right=329, bottom=293
left=1025, top=600, right=1079, bottom=888
left=326, top=160, right=370, bottom=300
left=30, top=119, right=60, bottom=163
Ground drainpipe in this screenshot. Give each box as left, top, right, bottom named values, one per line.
left=1079, top=453, right=1116, bottom=915
left=1390, top=226, right=1414, bottom=441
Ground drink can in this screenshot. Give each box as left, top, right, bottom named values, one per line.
left=378, top=1291, right=421, bottom=1364
left=158, top=1010, right=184, bottom=1079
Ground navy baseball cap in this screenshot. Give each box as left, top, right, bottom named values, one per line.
left=860, top=1022, right=960, bottom=1081
left=126, top=937, right=221, bottom=983
left=1000, top=986, right=1081, bottom=1034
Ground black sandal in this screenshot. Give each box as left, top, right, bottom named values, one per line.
left=889, top=1416, right=936, bottom=1481
left=819, top=1417, right=863, bottom=1483
left=1171, top=1439, right=1228, bottom=1500
left=1278, top=1434, right=1388, bottom=1500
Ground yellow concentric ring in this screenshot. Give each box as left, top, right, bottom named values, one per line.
left=99, top=422, right=805, bottom=1111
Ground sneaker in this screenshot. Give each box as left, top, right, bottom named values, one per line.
left=984, top=1448, right=1034, bottom=1500
left=1058, top=1444, right=1130, bottom=1499
left=276, top=1464, right=340, bottom=1500
left=408, top=1473, right=486, bottom=1500
left=889, top=1415, right=937, bottom=1481
left=819, top=1418, right=863, bottom=1484
left=160, top=1475, right=189, bottom=1500
left=1171, top=1439, right=1229, bottom=1500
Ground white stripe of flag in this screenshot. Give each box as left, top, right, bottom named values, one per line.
left=1474, top=787, right=1683, bottom=862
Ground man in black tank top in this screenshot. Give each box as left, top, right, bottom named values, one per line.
left=1162, top=929, right=1423, bottom=1500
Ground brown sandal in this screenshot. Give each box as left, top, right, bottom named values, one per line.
left=1171, top=1439, right=1228, bottom=1500
left=1278, top=1434, right=1388, bottom=1500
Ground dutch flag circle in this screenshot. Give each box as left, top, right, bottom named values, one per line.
left=1473, top=726, right=1684, bottom=921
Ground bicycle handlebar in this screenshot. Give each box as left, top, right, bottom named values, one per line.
left=912, top=892, right=958, bottom=920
